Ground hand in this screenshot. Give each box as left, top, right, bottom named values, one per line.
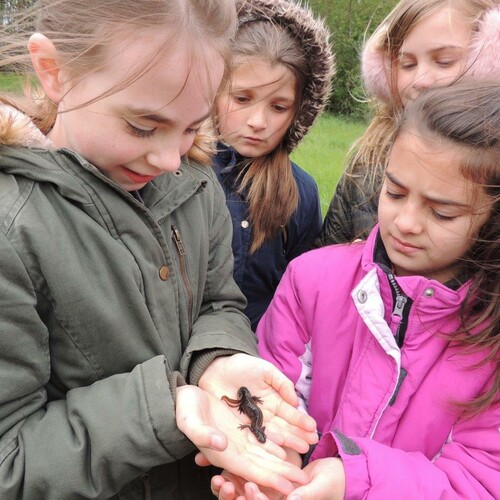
left=199, top=354, right=318, bottom=453
left=209, top=458, right=346, bottom=500
left=176, top=384, right=307, bottom=495
left=200, top=447, right=302, bottom=499
left=211, top=471, right=281, bottom=500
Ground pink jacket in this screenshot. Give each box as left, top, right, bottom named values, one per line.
left=257, top=227, right=499, bottom=499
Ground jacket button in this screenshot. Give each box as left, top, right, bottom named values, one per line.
left=424, top=288, right=434, bottom=297
left=159, top=265, right=170, bottom=281
left=357, top=290, right=367, bottom=303
left=241, top=220, right=249, bottom=229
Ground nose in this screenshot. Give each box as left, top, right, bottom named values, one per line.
left=394, top=201, right=424, bottom=235
left=146, top=142, right=182, bottom=173
left=247, top=105, right=267, bottom=131
left=411, top=65, right=435, bottom=91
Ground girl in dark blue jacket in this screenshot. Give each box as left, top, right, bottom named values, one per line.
left=213, top=0, right=335, bottom=330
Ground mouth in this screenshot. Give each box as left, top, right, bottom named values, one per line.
left=391, top=235, right=421, bottom=254
left=243, top=136, right=263, bottom=144
left=122, top=167, right=156, bottom=184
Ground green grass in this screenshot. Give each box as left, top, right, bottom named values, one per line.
left=0, top=72, right=28, bottom=93
left=291, top=114, right=366, bottom=216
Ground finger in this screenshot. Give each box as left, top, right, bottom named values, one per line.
left=264, top=427, right=310, bottom=455
left=274, top=401, right=317, bottom=434
left=244, top=482, right=272, bottom=500
left=194, top=451, right=212, bottom=467
left=185, top=424, right=228, bottom=451
left=218, top=480, right=237, bottom=500
left=265, top=366, right=299, bottom=408
left=234, top=453, right=307, bottom=495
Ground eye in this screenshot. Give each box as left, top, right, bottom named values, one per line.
left=233, top=95, right=250, bottom=104
left=185, top=127, right=201, bottom=136
left=398, top=57, right=416, bottom=70
left=125, top=120, right=156, bottom=138
left=272, top=104, right=290, bottom=113
left=436, top=59, right=458, bottom=68
left=430, top=209, right=457, bottom=222
left=385, top=189, right=405, bottom=199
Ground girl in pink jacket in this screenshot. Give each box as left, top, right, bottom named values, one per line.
left=210, top=80, right=500, bottom=499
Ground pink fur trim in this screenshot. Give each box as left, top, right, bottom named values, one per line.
left=361, top=36, right=391, bottom=102
left=467, top=7, right=500, bottom=81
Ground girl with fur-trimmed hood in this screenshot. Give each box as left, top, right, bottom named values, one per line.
left=316, top=0, right=500, bottom=247
left=213, top=0, right=335, bottom=331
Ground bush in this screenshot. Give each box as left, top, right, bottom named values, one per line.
left=308, top=0, right=398, bottom=118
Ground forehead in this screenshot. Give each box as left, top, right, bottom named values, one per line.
left=95, top=28, right=223, bottom=106
left=231, top=57, right=296, bottom=93
left=389, top=132, right=471, bottom=195
left=402, top=7, right=471, bottom=50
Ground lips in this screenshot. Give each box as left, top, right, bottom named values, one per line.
left=391, top=235, right=420, bottom=254
left=122, top=167, right=156, bottom=184
left=243, top=136, right=263, bottom=144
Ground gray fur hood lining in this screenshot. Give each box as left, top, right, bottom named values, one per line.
left=236, top=0, right=335, bottom=152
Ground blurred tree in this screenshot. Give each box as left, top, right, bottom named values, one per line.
left=308, top=0, right=398, bottom=118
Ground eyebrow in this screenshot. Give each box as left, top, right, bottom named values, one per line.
left=398, top=45, right=465, bottom=55
left=123, top=107, right=211, bottom=126
left=385, top=171, right=469, bottom=208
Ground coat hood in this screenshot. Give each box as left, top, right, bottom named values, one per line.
left=236, top=0, right=335, bottom=152
left=0, top=104, right=53, bottom=149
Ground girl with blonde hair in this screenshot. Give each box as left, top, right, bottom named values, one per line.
left=317, top=0, right=500, bottom=246
left=0, top=1, right=318, bottom=497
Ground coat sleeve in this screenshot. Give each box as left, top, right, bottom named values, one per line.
left=0, top=231, right=196, bottom=499
left=314, top=173, right=377, bottom=247
left=311, top=399, right=500, bottom=499
left=259, top=244, right=500, bottom=499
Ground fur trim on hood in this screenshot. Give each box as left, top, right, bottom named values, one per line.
left=362, top=6, right=500, bottom=103
left=0, top=105, right=53, bottom=149
left=236, top=0, right=335, bottom=152
left=467, top=7, right=500, bottom=81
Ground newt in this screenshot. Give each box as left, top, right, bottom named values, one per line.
left=221, top=386, right=267, bottom=443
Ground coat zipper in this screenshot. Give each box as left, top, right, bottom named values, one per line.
left=385, top=271, right=412, bottom=348
left=141, top=473, right=152, bottom=500
left=171, top=225, right=193, bottom=331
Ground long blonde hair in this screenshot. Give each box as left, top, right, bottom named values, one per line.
left=0, top=0, right=237, bottom=163
left=346, top=0, right=498, bottom=192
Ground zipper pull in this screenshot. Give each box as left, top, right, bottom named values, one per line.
left=171, top=225, right=186, bottom=255
left=393, top=295, right=407, bottom=318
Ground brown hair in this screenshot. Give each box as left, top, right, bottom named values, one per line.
left=220, top=20, right=310, bottom=252
left=395, top=79, right=500, bottom=416
left=345, top=0, right=497, bottom=196
left=0, top=0, right=237, bottom=163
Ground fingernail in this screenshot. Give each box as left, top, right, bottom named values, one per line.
left=212, top=434, right=225, bottom=450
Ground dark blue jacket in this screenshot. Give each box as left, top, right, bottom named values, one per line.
left=213, top=143, right=322, bottom=331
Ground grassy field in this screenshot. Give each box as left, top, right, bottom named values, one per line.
left=0, top=72, right=27, bottom=93
left=291, top=114, right=366, bottom=216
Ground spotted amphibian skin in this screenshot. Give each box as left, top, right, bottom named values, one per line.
left=221, top=386, right=266, bottom=443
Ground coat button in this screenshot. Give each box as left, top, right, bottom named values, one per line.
left=357, top=290, right=367, bottom=303
left=424, top=288, right=434, bottom=297
left=159, top=265, right=170, bottom=281
left=241, top=220, right=249, bottom=229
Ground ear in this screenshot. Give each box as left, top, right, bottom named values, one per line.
left=28, top=33, right=65, bottom=103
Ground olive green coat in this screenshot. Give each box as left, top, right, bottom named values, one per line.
left=0, top=140, right=257, bottom=499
